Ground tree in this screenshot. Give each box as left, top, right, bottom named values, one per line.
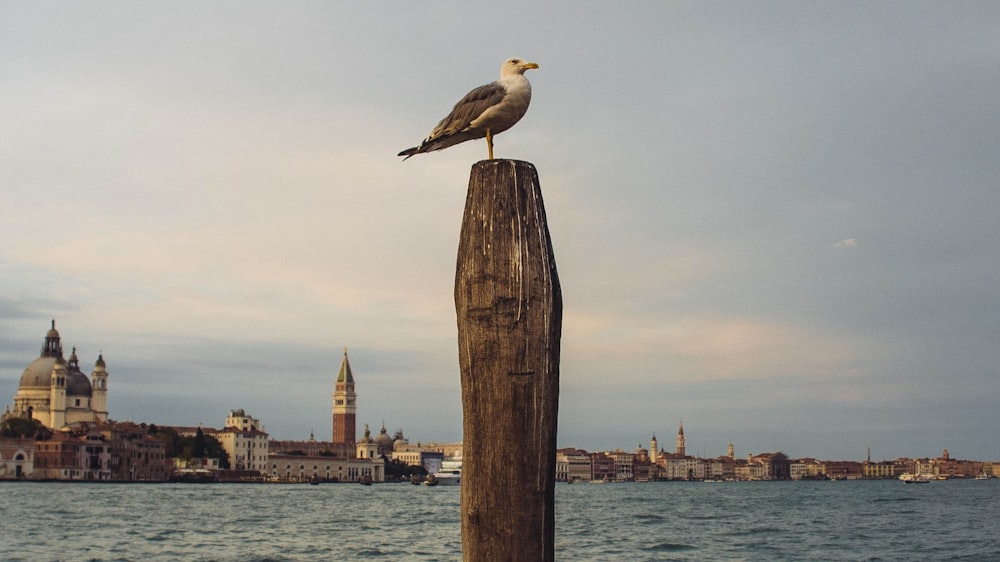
left=0, top=417, right=49, bottom=439
left=192, top=427, right=207, bottom=459
left=384, top=459, right=428, bottom=481
left=150, top=426, right=230, bottom=469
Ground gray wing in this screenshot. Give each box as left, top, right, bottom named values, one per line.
left=428, top=81, right=507, bottom=139
left=398, top=81, right=508, bottom=158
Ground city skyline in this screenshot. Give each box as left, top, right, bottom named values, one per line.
left=3, top=3, right=999, bottom=460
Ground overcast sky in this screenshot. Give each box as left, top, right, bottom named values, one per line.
left=2, top=2, right=998, bottom=461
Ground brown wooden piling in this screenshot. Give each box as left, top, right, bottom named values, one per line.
left=455, top=159, right=562, bottom=562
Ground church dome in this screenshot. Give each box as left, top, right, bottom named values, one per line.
left=65, top=365, right=93, bottom=397
left=18, top=324, right=93, bottom=397
left=375, top=425, right=393, bottom=452
left=19, top=356, right=58, bottom=389
left=18, top=357, right=92, bottom=396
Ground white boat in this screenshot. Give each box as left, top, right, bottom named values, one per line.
left=899, top=473, right=930, bottom=484
left=430, top=457, right=462, bottom=486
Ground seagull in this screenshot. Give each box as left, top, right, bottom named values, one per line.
left=399, top=57, right=539, bottom=161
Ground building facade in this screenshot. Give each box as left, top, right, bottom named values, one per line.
left=0, top=438, right=34, bottom=479
left=268, top=454, right=384, bottom=483
left=10, top=321, right=109, bottom=430
left=217, top=410, right=269, bottom=472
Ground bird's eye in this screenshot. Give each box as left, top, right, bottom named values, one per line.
left=510, top=59, right=520, bottom=64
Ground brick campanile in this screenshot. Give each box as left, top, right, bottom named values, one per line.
left=332, top=348, right=357, bottom=446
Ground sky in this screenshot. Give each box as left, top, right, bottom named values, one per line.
left=2, top=2, right=999, bottom=462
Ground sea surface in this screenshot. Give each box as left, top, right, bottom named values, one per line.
left=1, top=478, right=997, bottom=561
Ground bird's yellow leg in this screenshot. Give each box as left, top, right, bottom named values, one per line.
left=486, top=130, right=494, bottom=160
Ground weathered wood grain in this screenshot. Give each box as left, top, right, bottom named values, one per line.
left=455, top=159, right=562, bottom=562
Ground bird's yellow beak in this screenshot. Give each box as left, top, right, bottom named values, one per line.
left=523, top=62, right=540, bottom=70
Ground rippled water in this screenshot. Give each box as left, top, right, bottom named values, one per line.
left=1, top=479, right=997, bottom=560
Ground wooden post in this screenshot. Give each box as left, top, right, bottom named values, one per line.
left=455, top=159, right=562, bottom=562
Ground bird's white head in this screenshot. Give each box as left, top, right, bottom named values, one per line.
left=500, top=57, right=540, bottom=78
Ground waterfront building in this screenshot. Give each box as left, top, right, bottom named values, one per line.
left=590, top=451, right=616, bottom=481
left=607, top=449, right=636, bottom=481
left=822, top=459, right=863, bottom=480
left=749, top=452, right=792, bottom=480
left=891, top=457, right=916, bottom=476
left=0, top=438, right=34, bottom=479
left=863, top=459, right=898, bottom=479
left=267, top=453, right=384, bottom=483
left=332, top=348, right=357, bottom=446
left=100, top=421, right=169, bottom=481
left=706, top=456, right=738, bottom=480
left=33, top=427, right=112, bottom=480
left=9, top=321, right=109, bottom=430
left=391, top=432, right=447, bottom=474
left=216, top=409, right=269, bottom=472
left=791, top=458, right=827, bottom=480
left=392, top=448, right=443, bottom=473
left=661, top=454, right=703, bottom=480
left=3, top=421, right=167, bottom=482
left=556, top=448, right=592, bottom=482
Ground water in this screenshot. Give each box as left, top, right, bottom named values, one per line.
left=1, top=479, right=998, bottom=561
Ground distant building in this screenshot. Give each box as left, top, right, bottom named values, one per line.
left=332, top=349, right=357, bottom=446
left=0, top=438, right=35, bottom=479
left=267, top=453, right=383, bottom=483
left=217, top=409, right=269, bottom=472
left=100, top=421, right=169, bottom=481
left=33, top=427, right=112, bottom=480
left=791, top=458, right=827, bottom=480
left=8, top=321, right=109, bottom=430
left=355, top=424, right=379, bottom=460
left=675, top=421, right=686, bottom=456
left=590, top=452, right=615, bottom=481
left=749, top=452, right=792, bottom=480
left=822, top=459, right=862, bottom=480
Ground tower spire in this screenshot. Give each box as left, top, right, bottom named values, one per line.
left=676, top=420, right=686, bottom=456
left=332, top=347, right=357, bottom=446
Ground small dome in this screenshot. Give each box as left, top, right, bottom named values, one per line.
left=358, top=424, right=374, bottom=444
left=375, top=425, right=393, bottom=450
left=65, top=363, right=93, bottom=397
left=94, top=354, right=106, bottom=369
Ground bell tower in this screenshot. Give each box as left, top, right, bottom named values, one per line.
left=49, top=357, right=67, bottom=429
left=91, top=353, right=109, bottom=421
left=675, top=421, right=686, bottom=457
left=332, top=348, right=357, bottom=445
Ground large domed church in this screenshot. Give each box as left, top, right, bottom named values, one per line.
left=8, top=321, right=109, bottom=429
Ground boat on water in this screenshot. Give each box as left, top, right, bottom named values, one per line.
left=975, top=473, right=992, bottom=480
left=428, top=457, right=462, bottom=486
left=899, top=473, right=931, bottom=484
